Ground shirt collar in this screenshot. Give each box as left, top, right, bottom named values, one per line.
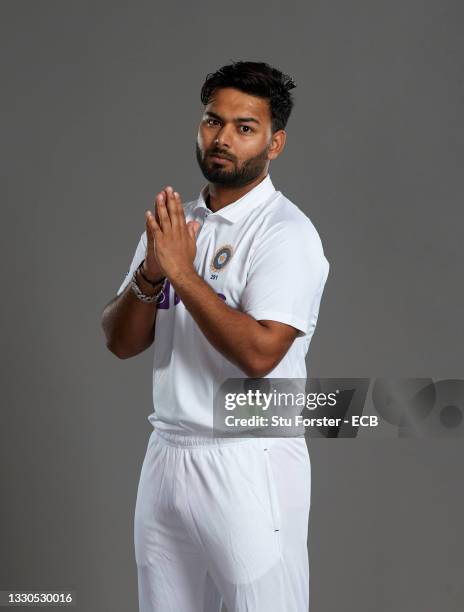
left=193, top=173, right=276, bottom=224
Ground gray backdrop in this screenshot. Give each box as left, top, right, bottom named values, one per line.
left=1, top=1, right=463, bottom=611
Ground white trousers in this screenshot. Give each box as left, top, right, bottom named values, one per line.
left=134, top=429, right=311, bottom=612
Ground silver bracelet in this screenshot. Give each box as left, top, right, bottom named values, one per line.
left=130, top=267, right=166, bottom=303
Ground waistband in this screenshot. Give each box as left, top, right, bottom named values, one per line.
left=153, top=428, right=277, bottom=450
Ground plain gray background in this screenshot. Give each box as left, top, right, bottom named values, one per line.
left=1, top=1, right=463, bottom=610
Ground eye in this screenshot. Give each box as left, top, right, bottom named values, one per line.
left=206, top=118, right=219, bottom=126
left=239, top=125, right=253, bottom=134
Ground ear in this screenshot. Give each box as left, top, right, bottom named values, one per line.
left=268, top=129, right=287, bottom=161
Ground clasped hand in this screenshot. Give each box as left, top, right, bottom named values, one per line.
left=145, top=186, right=200, bottom=281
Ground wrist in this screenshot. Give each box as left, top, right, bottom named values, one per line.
left=141, top=260, right=165, bottom=285
left=135, top=261, right=166, bottom=296
left=131, top=268, right=165, bottom=303
left=135, top=269, right=161, bottom=296
left=168, top=264, right=196, bottom=283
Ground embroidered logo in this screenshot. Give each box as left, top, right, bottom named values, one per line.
left=210, top=244, right=234, bottom=272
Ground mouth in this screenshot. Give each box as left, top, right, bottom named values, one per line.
left=209, top=153, right=232, bottom=162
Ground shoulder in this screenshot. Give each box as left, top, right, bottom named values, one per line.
left=257, top=191, right=324, bottom=252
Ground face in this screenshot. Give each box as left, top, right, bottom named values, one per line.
left=196, top=87, right=285, bottom=188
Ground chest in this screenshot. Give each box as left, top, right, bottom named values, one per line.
left=156, top=216, right=258, bottom=314
left=193, top=217, right=259, bottom=308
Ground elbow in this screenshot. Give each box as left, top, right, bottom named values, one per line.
left=105, top=339, right=130, bottom=360
left=101, top=318, right=130, bottom=360
left=242, top=357, right=277, bottom=379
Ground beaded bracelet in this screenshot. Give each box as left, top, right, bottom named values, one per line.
left=138, top=259, right=166, bottom=287
left=130, top=261, right=166, bottom=303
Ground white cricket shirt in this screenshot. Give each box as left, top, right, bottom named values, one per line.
left=116, top=173, right=330, bottom=435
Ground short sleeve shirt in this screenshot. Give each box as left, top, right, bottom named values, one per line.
left=116, top=174, right=330, bottom=435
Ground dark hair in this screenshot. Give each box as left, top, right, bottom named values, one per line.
left=200, top=60, right=296, bottom=133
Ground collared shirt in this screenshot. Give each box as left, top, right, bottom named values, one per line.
left=117, top=173, right=330, bottom=435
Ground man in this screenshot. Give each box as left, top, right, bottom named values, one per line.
left=102, top=60, right=329, bottom=612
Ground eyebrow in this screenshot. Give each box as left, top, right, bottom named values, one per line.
left=204, top=110, right=261, bottom=126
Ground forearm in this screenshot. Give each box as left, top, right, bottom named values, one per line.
left=170, top=269, right=279, bottom=377
left=101, top=273, right=159, bottom=359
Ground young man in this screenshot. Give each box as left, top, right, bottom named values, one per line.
left=102, top=61, right=330, bottom=612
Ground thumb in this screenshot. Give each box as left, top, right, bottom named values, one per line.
left=186, top=220, right=201, bottom=241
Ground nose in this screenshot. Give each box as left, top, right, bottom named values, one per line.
left=213, top=124, right=233, bottom=149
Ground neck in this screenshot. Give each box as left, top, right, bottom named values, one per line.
left=206, top=172, right=268, bottom=212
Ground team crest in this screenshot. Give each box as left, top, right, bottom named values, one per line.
left=210, top=244, right=234, bottom=272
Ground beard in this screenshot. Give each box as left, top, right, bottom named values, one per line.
left=195, top=141, right=270, bottom=188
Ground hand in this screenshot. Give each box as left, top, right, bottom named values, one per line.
left=145, top=186, right=200, bottom=281
left=143, top=190, right=167, bottom=283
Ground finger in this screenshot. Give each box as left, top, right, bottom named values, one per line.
left=145, top=214, right=160, bottom=257
left=146, top=210, right=159, bottom=239
left=150, top=210, right=162, bottom=237
left=165, top=186, right=181, bottom=231
left=152, top=193, right=162, bottom=226
left=156, top=191, right=171, bottom=232
left=145, top=211, right=155, bottom=241
left=173, top=191, right=186, bottom=222
left=173, top=190, right=189, bottom=236
left=186, top=220, right=200, bottom=241
left=186, top=223, right=195, bottom=242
